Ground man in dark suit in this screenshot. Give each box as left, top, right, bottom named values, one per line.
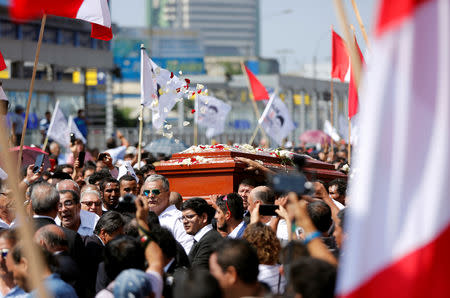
left=30, top=182, right=85, bottom=267
left=84, top=211, right=125, bottom=296
left=34, top=224, right=82, bottom=296
left=181, top=198, right=222, bottom=269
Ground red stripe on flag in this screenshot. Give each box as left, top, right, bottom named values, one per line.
left=0, top=51, right=6, bottom=72
left=331, top=30, right=349, bottom=82
left=91, top=23, right=112, bottom=41
left=348, top=36, right=364, bottom=119
left=10, top=0, right=84, bottom=20
left=339, top=223, right=450, bottom=298
left=376, top=0, right=432, bottom=36
left=243, top=65, right=269, bottom=101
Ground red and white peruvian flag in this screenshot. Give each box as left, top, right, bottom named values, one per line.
left=10, top=0, right=112, bottom=40
left=337, top=0, right=450, bottom=297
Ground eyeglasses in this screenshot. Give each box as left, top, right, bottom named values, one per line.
left=222, top=195, right=231, bottom=215
left=0, top=249, right=8, bottom=258
left=179, top=214, right=198, bottom=222
left=58, top=200, right=75, bottom=209
left=142, top=189, right=161, bottom=197
left=81, top=201, right=102, bottom=207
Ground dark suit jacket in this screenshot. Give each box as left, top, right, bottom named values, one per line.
left=83, top=234, right=105, bottom=297
left=54, top=252, right=83, bottom=296
left=32, top=217, right=85, bottom=266
left=188, top=229, right=222, bottom=269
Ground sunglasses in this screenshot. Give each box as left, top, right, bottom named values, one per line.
left=81, top=201, right=102, bottom=207
left=142, top=189, right=161, bottom=196
left=0, top=249, right=8, bottom=258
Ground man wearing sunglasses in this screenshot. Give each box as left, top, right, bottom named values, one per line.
left=141, top=174, right=193, bottom=254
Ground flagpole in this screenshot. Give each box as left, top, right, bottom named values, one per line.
left=194, top=92, right=198, bottom=146
left=333, top=0, right=362, bottom=89
left=350, top=0, right=370, bottom=49
left=0, top=103, right=49, bottom=297
left=18, top=14, right=47, bottom=163
left=330, top=26, right=335, bottom=150
left=348, top=118, right=351, bottom=165
left=137, top=105, right=144, bottom=169
left=240, top=61, right=268, bottom=145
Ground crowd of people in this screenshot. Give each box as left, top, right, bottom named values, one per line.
left=0, top=129, right=350, bottom=298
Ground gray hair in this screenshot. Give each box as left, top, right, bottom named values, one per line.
left=56, top=179, right=80, bottom=196
left=144, top=174, right=169, bottom=191
left=31, top=182, right=60, bottom=214
left=81, top=189, right=101, bottom=200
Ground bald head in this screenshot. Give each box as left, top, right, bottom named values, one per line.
left=56, top=179, right=80, bottom=196
left=34, top=224, right=68, bottom=253
left=169, top=192, right=183, bottom=210
left=249, top=186, right=275, bottom=205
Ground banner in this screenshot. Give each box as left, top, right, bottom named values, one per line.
left=196, top=95, right=231, bottom=138
left=259, top=93, right=295, bottom=146
left=47, top=101, right=70, bottom=147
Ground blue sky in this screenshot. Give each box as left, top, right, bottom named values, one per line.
left=111, top=1, right=377, bottom=73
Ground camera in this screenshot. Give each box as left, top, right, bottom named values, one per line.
left=116, top=193, right=137, bottom=213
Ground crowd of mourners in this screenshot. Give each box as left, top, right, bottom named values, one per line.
left=0, top=132, right=349, bottom=298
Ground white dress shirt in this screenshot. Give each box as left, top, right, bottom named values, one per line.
left=159, top=205, right=194, bottom=254
left=228, top=220, right=245, bottom=239
left=56, top=209, right=99, bottom=236
left=0, top=218, right=16, bottom=229
left=194, top=224, right=213, bottom=243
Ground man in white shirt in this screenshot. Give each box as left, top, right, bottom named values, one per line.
left=141, top=174, right=193, bottom=254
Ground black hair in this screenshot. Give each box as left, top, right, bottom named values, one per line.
left=82, top=165, right=96, bottom=176
left=88, top=169, right=112, bottom=185
left=119, top=174, right=136, bottom=184
left=213, top=239, right=259, bottom=284
left=50, top=171, right=72, bottom=181
left=106, top=137, right=117, bottom=149
left=239, top=178, right=258, bottom=188
left=208, top=105, right=218, bottom=113
left=99, top=177, right=119, bottom=193
left=276, top=115, right=284, bottom=126
left=216, top=193, right=244, bottom=221
left=181, top=198, right=215, bottom=223
left=328, top=179, right=347, bottom=197
left=59, top=189, right=80, bottom=204
left=307, top=201, right=332, bottom=233
left=289, top=257, right=336, bottom=298
left=148, top=226, right=178, bottom=259
left=103, top=235, right=145, bottom=281
left=174, top=269, right=222, bottom=298
left=94, top=211, right=125, bottom=235
left=55, top=164, right=73, bottom=172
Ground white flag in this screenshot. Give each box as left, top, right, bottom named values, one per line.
left=196, top=95, right=231, bottom=138
left=323, top=120, right=341, bottom=142
left=68, top=115, right=87, bottom=144
left=117, top=160, right=138, bottom=182
left=140, top=46, right=157, bottom=107
left=47, top=101, right=71, bottom=147
left=259, top=93, right=295, bottom=146
left=150, top=59, right=185, bottom=129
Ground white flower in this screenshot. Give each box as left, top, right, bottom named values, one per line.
left=164, top=124, right=172, bottom=130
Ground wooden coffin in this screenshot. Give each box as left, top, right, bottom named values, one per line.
left=156, top=147, right=347, bottom=199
